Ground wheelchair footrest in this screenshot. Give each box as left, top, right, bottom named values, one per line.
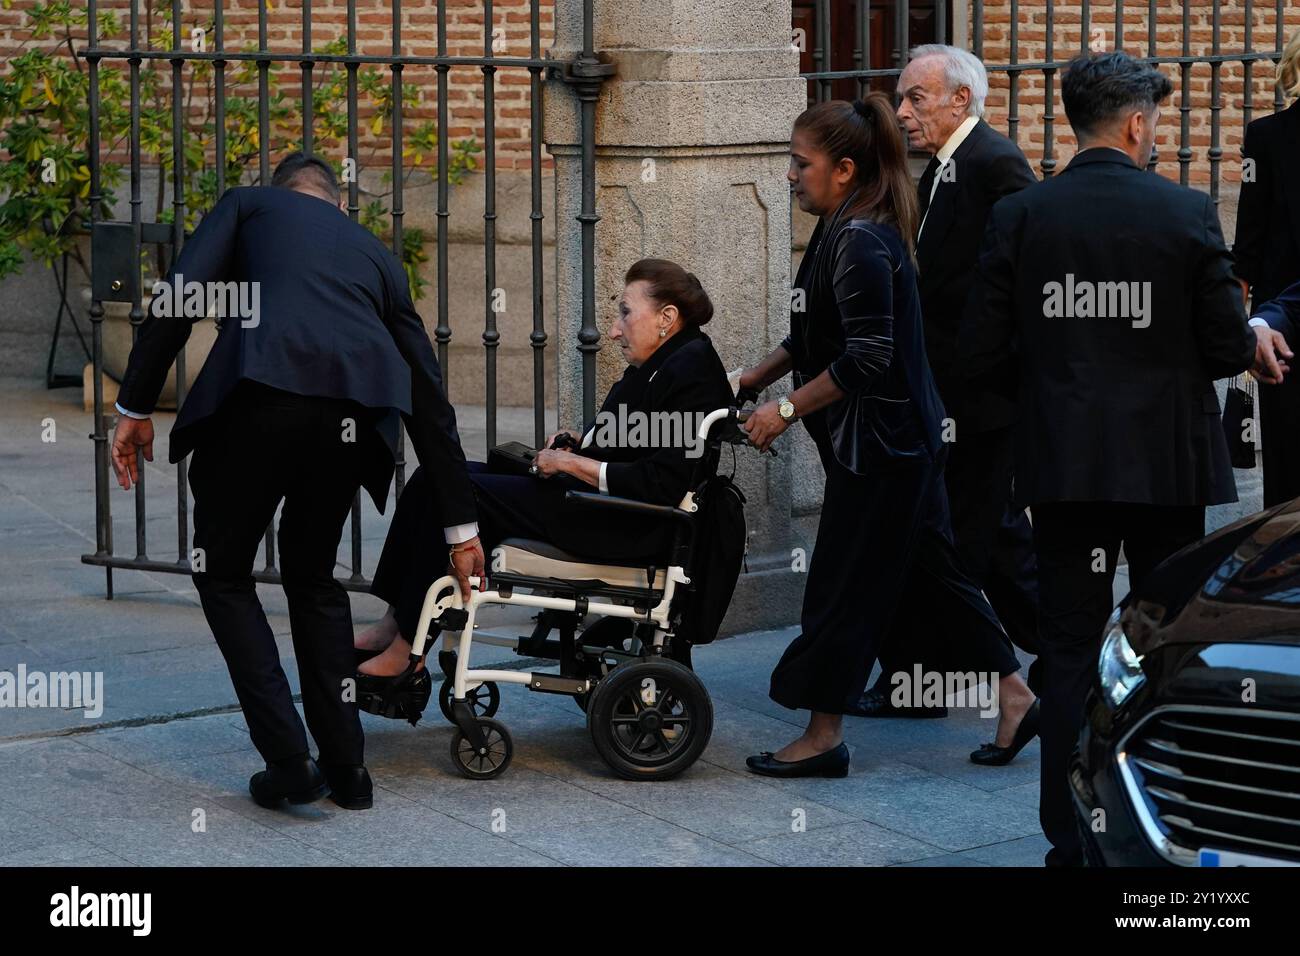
left=526, top=673, right=591, bottom=695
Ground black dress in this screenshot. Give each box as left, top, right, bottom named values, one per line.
left=370, top=326, right=735, bottom=641
left=768, top=199, right=1018, bottom=715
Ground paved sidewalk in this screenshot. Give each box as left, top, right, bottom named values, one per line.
left=0, top=375, right=1262, bottom=866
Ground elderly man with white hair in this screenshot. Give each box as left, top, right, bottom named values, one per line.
left=853, top=45, right=1043, bottom=755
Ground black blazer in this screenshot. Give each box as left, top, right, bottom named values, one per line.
left=116, top=186, right=476, bottom=524
left=783, top=195, right=946, bottom=473
left=965, top=148, right=1256, bottom=508
left=1255, top=279, right=1300, bottom=341
left=578, top=325, right=734, bottom=506
left=916, top=119, right=1037, bottom=432
left=1234, top=100, right=1300, bottom=305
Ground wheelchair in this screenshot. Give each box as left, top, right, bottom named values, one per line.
left=361, top=404, right=754, bottom=781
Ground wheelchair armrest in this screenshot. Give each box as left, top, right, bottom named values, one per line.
left=564, top=490, right=695, bottom=526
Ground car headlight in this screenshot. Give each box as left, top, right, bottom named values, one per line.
left=1098, top=608, right=1146, bottom=709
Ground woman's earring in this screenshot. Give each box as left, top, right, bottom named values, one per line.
left=659, top=328, right=667, bottom=338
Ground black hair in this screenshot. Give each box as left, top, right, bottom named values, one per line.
left=270, top=151, right=340, bottom=201
left=1061, top=52, right=1173, bottom=142
left=624, top=258, right=714, bottom=327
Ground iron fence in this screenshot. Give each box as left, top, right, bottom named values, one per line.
left=80, top=0, right=607, bottom=596
left=801, top=0, right=1290, bottom=198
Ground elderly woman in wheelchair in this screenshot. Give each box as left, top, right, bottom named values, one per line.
left=354, top=258, right=747, bottom=779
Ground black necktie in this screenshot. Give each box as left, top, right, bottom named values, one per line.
left=917, top=154, right=941, bottom=221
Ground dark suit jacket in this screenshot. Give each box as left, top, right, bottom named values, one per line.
left=1255, top=279, right=1300, bottom=341
left=1233, top=101, right=1300, bottom=304
left=116, top=185, right=475, bottom=523
left=577, top=325, right=734, bottom=506
left=783, top=197, right=947, bottom=473
left=964, top=148, right=1256, bottom=508
left=916, top=119, right=1037, bottom=432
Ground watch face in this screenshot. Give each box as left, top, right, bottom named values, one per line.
left=779, top=400, right=794, bottom=419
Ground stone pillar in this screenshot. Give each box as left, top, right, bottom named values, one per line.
left=543, top=0, right=809, bottom=634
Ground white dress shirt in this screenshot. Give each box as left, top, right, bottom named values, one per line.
left=918, top=114, right=980, bottom=240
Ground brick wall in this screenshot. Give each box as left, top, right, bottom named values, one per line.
left=0, top=0, right=556, bottom=172
left=974, top=1, right=1300, bottom=185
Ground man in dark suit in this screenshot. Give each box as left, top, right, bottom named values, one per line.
left=856, top=44, right=1043, bottom=721
left=1234, top=93, right=1300, bottom=505
left=964, top=53, right=1259, bottom=865
left=109, top=153, right=484, bottom=811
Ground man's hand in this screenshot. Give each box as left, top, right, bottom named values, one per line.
left=741, top=400, right=789, bottom=453
left=110, top=416, right=155, bottom=490
left=1251, top=325, right=1293, bottom=385
left=449, top=536, right=486, bottom=604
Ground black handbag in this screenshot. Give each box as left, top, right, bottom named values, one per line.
left=1222, top=375, right=1257, bottom=470
left=486, top=441, right=538, bottom=477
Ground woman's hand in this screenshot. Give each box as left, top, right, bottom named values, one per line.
left=742, top=400, right=790, bottom=453
left=532, top=448, right=573, bottom=478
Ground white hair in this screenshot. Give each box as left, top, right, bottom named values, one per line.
left=908, top=44, right=989, bottom=117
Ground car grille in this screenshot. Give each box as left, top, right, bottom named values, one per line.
left=1118, top=706, right=1300, bottom=864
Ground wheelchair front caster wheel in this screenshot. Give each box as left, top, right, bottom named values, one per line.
left=449, top=718, right=513, bottom=779
left=586, top=658, right=712, bottom=781
left=439, top=678, right=500, bottom=722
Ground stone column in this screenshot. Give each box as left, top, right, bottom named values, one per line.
left=543, top=0, right=809, bottom=633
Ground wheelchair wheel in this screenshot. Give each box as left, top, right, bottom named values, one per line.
left=586, top=658, right=712, bottom=781
left=438, top=677, right=500, bottom=722
left=449, top=718, right=513, bottom=779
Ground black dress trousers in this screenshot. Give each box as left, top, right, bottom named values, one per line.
left=768, top=411, right=1019, bottom=715
left=189, top=380, right=379, bottom=767
left=1031, top=501, right=1205, bottom=864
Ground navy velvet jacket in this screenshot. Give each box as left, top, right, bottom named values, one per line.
left=783, top=194, right=947, bottom=473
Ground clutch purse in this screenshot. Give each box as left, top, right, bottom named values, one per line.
left=1222, top=374, right=1257, bottom=470
left=487, top=441, right=538, bottom=477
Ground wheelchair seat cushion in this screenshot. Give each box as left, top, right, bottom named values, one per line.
left=495, top=537, right=667, bottom=590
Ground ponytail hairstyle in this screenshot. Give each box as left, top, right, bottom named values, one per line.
left=623, top=258, right=715, bottom=328
left=792, top=91, right=920, bottom=258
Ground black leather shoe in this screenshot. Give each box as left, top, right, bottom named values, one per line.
left=319, top=762, right=373, bottom=810
left=746, top=742, right=850, bottom=778
left=845, top=687, right=948, bottom=719
left=249, top=754, right=328, bottom=809
left=970, top=698, right=1041, bottom=766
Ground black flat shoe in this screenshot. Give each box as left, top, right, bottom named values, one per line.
left=746, top=742, right=850, bottom=778
left=970, top=698, right=1040, bottom=766
left=319, top=762, right=374, bottom=810
left=356, top=665, right=433, bottom=726
left=249, top=754, right=328, bottom=809
left=845, top=687, right=948, bottom=719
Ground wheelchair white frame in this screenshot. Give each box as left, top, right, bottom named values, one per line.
left=408, top=406, right=737, bottom=709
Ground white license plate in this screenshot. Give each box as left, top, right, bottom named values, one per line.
left=1198, top=847, right=1300, bottom=867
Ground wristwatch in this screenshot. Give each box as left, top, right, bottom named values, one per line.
left=778, top=396, right=797, bottom=421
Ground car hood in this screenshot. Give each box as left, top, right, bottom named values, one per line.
left=1123, top=498, right=1300, bottom=655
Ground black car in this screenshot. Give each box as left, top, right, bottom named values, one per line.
left=1072, top=499, right=1300, bottom=867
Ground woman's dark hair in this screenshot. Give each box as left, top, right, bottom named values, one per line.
left=792, top=91, right=919, bottom=256
left=623, top=258, right=714, bottom=328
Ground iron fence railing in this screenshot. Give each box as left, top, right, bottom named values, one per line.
left=802, top=0, right=1290, bottom=199
left=80, top=0, right=607, bottom=597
